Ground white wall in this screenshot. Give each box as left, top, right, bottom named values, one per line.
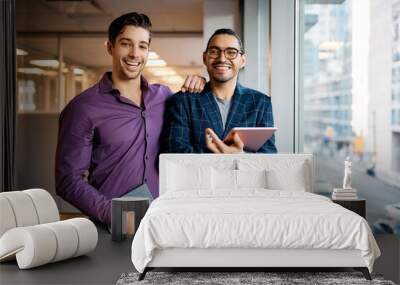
left=16, top=114, right=80, bottom=212
left=241, top=0, right=269, bottom=94
left=270, top=0, right=296, bottom=153
left=203, top=0, right=240, bottom=51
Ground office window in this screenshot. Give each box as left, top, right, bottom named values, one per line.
left=302, top=0, right=400, bottom=235
left=17, top=37, right=59, bottom=113
left=16, top=37, right=100, bottom=114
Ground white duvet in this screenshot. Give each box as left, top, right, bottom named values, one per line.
left=131, top=190, right=380, bottom=273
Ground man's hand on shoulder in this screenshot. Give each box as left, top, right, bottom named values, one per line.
left=181, top=75, right=206, bottom=93
left=205, top=128, right=244, bottom=154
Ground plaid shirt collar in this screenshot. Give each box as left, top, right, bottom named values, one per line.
left=200, top=81, right=246, bottom=137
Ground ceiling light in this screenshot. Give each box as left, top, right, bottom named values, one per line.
left=73, top=68, right=84, bottom=75
left=30, top=59, right=59, bottom=68
left=148, top=51, right=159, bottom=60
left=18, top=68, right=44, bottom=75
left=17, top=48, right=28, bottom=56
left=146, top=59, right=167, bottom=67
left=147, top=67, right=177, bottom=77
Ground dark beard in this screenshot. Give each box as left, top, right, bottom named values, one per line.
left=212, top=75, right=232, bottom=83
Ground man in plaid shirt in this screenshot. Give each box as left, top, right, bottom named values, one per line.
left=161, top=28, right=277, bottom=154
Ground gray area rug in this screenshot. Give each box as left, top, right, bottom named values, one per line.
left=116, top=272, right=396, bottom=285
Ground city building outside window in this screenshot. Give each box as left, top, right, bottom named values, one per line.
left=302, top=0, right=400, bottom=235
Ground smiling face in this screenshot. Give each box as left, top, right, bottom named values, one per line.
left=203, top=34, right=246, bottom=84
left=107, top=25, right=150, bottom=81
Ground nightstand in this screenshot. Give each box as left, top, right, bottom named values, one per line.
left=332, top=198, right=366, bottom=218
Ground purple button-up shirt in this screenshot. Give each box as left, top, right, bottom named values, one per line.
left=55, top=72, right=172, bottom=224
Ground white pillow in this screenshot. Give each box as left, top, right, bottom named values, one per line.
left=266, top=162, right=306, bottom=191
left=211, top=168, right=268, bottom=190
left=237, top=169, right=267, bottom=189
left=167, top=162, right=212, bottom=191
left=237, top=158, right=310, bottom=191
left=212, top=168, right=237, bottom=190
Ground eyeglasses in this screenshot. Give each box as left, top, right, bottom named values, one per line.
left=206, top=47, right=243, bottom=60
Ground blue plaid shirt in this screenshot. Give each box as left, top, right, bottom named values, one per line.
left=160, top=82, right=277, bottom=153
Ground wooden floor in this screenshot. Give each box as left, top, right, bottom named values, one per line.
left=59, top=212, right=88, bottom=220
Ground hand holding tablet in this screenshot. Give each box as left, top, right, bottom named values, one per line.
left=205, top=128, right=244, bottom=154
left=226, top=127, right=277, bottom=152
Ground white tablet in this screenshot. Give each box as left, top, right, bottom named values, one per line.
left=226, top=127, right=277, bottom=152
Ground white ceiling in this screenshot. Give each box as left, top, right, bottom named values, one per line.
left=16, top=0, right=205, bottom=68
left=16, top=0, right=203, bottom=32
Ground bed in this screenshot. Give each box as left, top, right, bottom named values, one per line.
left=131, top=154, right=380, bottom=280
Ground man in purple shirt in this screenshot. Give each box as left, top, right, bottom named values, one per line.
left=55, top=13, right=204, bottom=226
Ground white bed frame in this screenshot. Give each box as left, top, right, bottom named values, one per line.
left=148, top=248, right=365, bottom=268
left=140, top=154, right=371, bottom=280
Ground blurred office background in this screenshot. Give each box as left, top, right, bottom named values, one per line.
left=14, top=0, right=400, bottom=236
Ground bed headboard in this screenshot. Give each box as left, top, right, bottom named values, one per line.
left=159, top=154, right=314, bottom=196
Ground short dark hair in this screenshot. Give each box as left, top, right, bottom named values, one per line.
left=108, top=12, right=152, bottom=45
left=205, top=28, right=244, bottom=53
